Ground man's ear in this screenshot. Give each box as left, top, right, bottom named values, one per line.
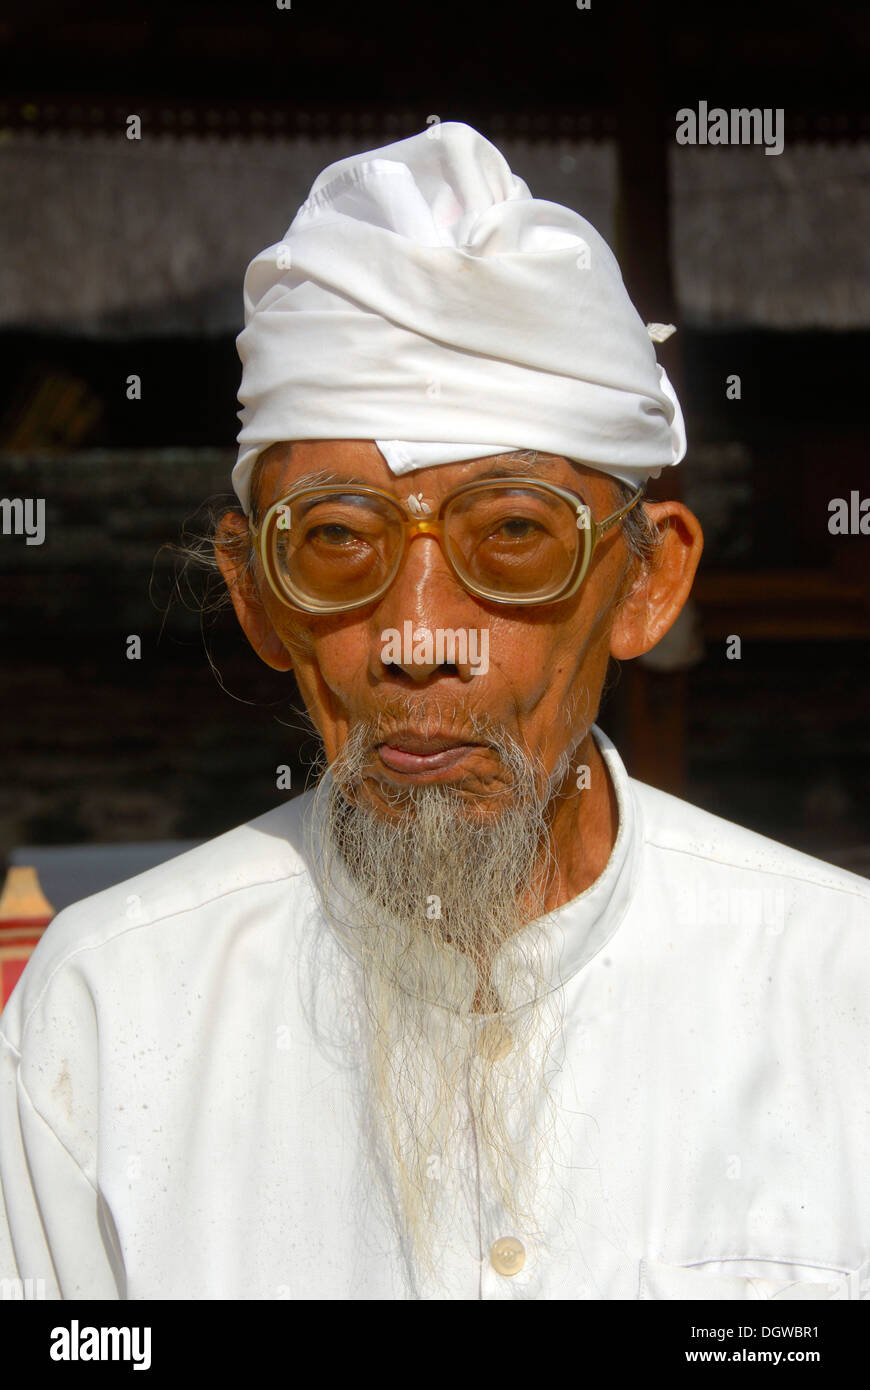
left=214, top=511, right=295, bottom=672
left=609, top=501, right=704, bottom=660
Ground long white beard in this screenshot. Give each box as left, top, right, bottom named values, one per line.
left=305, top=708, right=575, bottom=1279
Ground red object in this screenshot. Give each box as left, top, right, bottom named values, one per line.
left=0, top=868, right=55, bottom=1011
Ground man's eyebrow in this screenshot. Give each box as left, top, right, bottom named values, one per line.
left=257, top=457, right=580, bottom=519
left=473, top=460, right=557, bottom=480
left=281, top=468, right=362, bottom=489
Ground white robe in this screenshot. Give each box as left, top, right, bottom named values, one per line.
left=1, top=727, right=869, bottom=1300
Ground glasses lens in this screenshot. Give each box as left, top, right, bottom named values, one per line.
left=444, top=486, right=582, bottom=600
left=271, top=492, right=403, bottom=607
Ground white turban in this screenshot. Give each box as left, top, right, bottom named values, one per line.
left=233, top=121, right=686, bottom=515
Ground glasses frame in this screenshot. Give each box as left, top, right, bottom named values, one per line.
left=249, top=475, right=645, bottom=614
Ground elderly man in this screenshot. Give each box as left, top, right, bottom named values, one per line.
left=1, top=123, right=869, bottom=1302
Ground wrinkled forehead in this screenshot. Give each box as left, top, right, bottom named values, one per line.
left=250, top=441, right=618, bottom=517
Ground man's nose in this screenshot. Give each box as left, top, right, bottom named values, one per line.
left=374, top=534, right=485, bottom=684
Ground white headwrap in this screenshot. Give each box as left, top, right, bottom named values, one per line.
left=233, top=121, right=686, bottom=515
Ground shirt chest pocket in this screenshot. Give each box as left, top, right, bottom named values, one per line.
left=638, top=1257, right=870, bottom=1300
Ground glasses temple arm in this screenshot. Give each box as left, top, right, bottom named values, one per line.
left=595, top=483, right=646, bottom=537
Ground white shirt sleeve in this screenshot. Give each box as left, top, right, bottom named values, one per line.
left=0, top=947, right=122, bottom=1300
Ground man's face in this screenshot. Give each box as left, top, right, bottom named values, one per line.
left=241, top=439, right=635, bottom=819
left=216, top=439, right=701, bottom=1261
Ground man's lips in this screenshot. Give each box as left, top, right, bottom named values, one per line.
left=377, top=739, right=483, bottom=773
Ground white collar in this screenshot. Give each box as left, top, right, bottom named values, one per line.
left=490, top=724, right=641, bottom=1014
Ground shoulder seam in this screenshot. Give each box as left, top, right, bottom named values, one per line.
left=644, top=837, right=870, bottom=902
left=14, top=864, right=309, bottom=1043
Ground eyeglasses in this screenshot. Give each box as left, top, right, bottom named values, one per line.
left=249, top=476, right=645, bottom=614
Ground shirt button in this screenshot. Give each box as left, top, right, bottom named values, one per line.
left=489, top=1237, right=526, bottom=1277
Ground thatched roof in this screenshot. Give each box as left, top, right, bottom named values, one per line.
left=1, top=132, right=867, bottom=334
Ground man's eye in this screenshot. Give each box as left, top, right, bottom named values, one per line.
left=307, top=524, right=357, bottom=544
left=493, top=517, right=543, bottom=540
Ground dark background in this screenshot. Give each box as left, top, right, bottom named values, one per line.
left=1, top=0, right=868, bottom=880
